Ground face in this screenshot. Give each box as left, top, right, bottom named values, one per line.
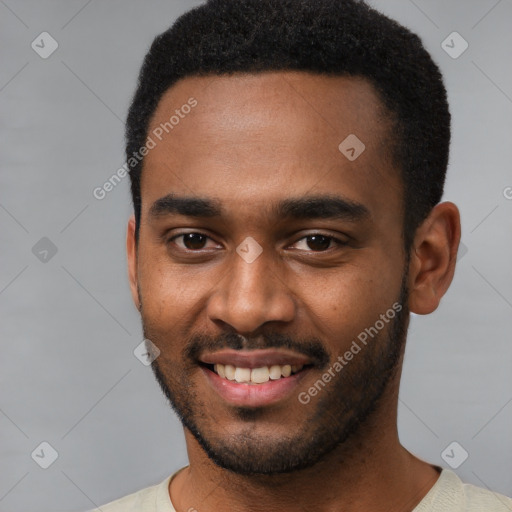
left=129, top=72, right=409, bottom=474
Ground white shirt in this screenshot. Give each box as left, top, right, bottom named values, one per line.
left=89, top=466, right=512, bottom=511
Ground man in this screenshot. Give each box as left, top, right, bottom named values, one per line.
left=92, top=0, right=512, bottom=510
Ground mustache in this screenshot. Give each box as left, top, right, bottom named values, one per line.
left=184, top=331, right=330, bottom=368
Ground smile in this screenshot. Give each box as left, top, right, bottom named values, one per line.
left=211, top=363, right=305, bottom=384
left=198, top=349, right=314, bottom=407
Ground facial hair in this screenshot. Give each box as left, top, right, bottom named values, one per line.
left=141, top=275, right=409, bottom=475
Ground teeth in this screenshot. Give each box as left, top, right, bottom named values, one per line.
left=215, top=364, right=226, bottom=379
left=269, top=365, right=282, bottom=380
left=251, top=366, right=270, bottom=384
left=212, top=363, right=304, bottom=384
left=234, top=367, right=251, bottom=383
left=224, top=364, right=236, bottom=380
left=281, top=364, right=291, bottom=377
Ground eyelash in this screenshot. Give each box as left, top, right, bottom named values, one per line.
left=167, top=232, right=348, bottom=252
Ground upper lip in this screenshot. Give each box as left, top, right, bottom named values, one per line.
left=199, top=349, right=312, bottom=369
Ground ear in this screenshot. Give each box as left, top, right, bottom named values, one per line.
left=126, top=215, right=140, bottom=311
left=408, top=202, right=461, bottom=315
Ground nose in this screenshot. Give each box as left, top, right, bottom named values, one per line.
left=206, top=246, right=296, bottom=334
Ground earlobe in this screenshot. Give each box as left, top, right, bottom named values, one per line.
left=408, top=202, right=461, bottom=315
left=126, top=215, right=141, bottom=311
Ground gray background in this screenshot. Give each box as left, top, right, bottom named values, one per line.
left=1, top=0, right=511, bottom=511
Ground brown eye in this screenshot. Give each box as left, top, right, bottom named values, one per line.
left=167, top=232, right=221, bottom=253
left=182, top=233, right=208, bottom=250
left=290, top=233, right=347, bottom=253
left=305, top=235, right=332, bottom=251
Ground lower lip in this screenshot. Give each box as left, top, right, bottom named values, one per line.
left=201, top=366, right=311, bottom=407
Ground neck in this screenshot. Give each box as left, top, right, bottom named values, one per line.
left=170, top=374, right=440, bottom=512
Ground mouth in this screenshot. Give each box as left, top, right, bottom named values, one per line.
left=198, top=349, right=314, bottom=407
left=202, top=362, right=309, bottom=384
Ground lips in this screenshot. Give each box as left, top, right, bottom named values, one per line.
left=200, top=348, right=312, bottom=368
left=199, top=348, right=313, bottom=407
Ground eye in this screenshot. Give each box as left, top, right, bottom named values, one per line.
left=291, top=234, right=345, bottom=252
left=169, top=232, right=219, bottom=251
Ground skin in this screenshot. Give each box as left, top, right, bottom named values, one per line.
left=126, top=71, right=461, bottom=512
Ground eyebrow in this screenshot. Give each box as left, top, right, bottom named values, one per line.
left=149, top=195, right=222, bottom=218
left=148, top=193, right=370, bottom=222
left=276, top=196, right=370, bottom=222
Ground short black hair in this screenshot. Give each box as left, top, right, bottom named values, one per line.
left=126, top=0, right=450, bottom=248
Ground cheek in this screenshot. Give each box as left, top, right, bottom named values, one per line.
left=295, top=260, right=401, bottom=343
left=138, top=252, right=218, bottom=326
left=137, top=236, right=404, bottom=343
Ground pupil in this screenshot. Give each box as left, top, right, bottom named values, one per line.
left=184, top=233, right=206, bottom=250
left=307, top=235, right=330, bottom=251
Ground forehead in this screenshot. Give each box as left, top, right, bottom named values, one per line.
left=141, top=71, right=401, bottom=221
